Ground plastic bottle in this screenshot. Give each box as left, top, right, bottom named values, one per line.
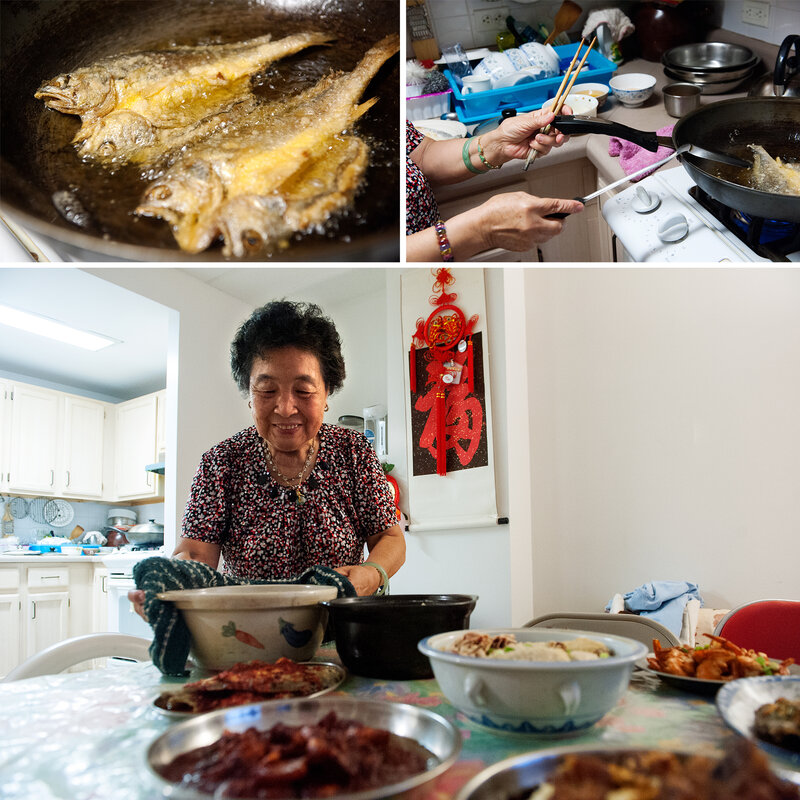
left=506, top=15, right=541, bottom=46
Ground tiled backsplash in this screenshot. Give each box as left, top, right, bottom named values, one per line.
left=5, top=499, right=164, bottom=545
left=411, top=0, right=796, bottom=56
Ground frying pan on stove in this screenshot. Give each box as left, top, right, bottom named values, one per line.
left=554, top=98, right=800, bottom=221
left=0, top=0, right=400, bottom=261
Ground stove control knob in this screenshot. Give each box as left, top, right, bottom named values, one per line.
left=631, top=185, right=660, bottom=213
left=657, top=214, right=690, bottom=243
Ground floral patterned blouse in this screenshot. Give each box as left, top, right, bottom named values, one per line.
left=406, top=120, right=440, bottom=235
left=181, top=423, right=397, bottom=580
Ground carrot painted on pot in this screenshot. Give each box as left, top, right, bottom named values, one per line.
left=221, top=621, right=264, bottom=649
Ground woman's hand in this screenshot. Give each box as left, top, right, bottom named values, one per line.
left=481, top=105, right=573, bottom=165
left=128, top=589, right=147, bottom=621
left=333, top=564, right=383, bottom=596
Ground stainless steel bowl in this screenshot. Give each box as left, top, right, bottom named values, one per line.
left=663, top=67, right=754, bottom=95
left=663, top=42, right=757, bottom=71
left=662, top=62, right=757, bottom=83
left=147, top=695, right=462, bottom=799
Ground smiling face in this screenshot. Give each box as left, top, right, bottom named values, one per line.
left=248, top=346, right=329, bottom=457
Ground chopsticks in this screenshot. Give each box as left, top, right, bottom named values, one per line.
left=523, top=36, right=596, bottom=172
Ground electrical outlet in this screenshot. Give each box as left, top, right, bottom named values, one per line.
left=742, top=0, right=770, bottom=28
left=471, top=7, right=510, bottom=34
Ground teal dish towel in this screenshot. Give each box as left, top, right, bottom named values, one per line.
left=133, top=557, right=356, bottom=676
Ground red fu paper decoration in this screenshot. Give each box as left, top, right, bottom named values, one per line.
left=408, top=269, right=479, bottom=476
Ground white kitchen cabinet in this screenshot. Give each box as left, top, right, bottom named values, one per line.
left=0, top=559, right=110, bottom=677
left=7, top=383, right=60, bottom=493
left=92, top=566, right=108, bottom=633
left=0, top=380, right=10, bottom=493
left=0, top=567, right=21, bottom=676
left=114, top=392, right=162, bottom=500
left=25, top=590, right=69, bottom=658
left=61, top=395, right=106, bottom=498
left=436, top=157, right=611, bottom=263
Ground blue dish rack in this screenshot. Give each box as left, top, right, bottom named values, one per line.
left=446, top=42, right=617, bottom=124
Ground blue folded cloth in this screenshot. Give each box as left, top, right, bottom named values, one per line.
left=133, top=557, right=356, bottom=676
left=606, top=581, right=703, bottom=638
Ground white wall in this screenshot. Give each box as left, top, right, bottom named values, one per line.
left=718, top=0, right=799, bottom=47
left=84, top=268, right=252, bottom=549
left=525, top=268, right=800, bottom=615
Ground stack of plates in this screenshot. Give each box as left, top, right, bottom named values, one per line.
left=662, top=42, right=759, bottom=94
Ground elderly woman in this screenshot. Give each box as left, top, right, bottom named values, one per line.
left=131, top=300, right=403, bottom=615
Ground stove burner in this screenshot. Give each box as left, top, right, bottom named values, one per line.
left=689, top=187, right=800, bottom=261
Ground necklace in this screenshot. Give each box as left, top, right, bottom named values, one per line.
left=261, top=438, right=315, bottom=504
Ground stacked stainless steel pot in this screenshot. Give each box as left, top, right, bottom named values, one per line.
left=662, top=42, right=758, bottom=94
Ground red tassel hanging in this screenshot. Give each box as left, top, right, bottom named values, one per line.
left=436, top=384, right=447, bottom=476
left=409, top=343, right=416, bottom=393
left=467, top=337, right=474, bottom=394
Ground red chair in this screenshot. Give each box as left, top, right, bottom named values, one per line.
left=712, top=599, right=800, bottom=662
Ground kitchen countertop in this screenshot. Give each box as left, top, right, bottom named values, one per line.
left=0, top=552, right=108, bottom=563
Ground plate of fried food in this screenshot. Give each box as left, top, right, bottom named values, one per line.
left=454, top=738, right=800, bottom=799
left=717, top=675, right=800, bottom=771
left=153, top=657, right=345, bottom=718
left=639, top=634, right=797, bottom=696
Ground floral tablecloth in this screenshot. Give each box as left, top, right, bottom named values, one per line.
left=0, top=649, right=752, bottom=800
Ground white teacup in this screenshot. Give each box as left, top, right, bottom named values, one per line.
left=473, top=51, right=517, bottom=87
left=461, top=75, right=493, bottom=94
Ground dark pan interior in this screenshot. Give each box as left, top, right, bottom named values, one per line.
left=673, top=97, right=800, bottom=221
left=0, top=0, right=400, bottom=260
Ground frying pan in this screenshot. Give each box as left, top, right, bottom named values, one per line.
left=553, top=97, right=800, bottom=221
left=0, top=0, right=400, bottom=261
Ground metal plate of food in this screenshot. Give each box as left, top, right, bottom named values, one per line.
left=147, top=695, right=461, bottom=799
left=717, top=675, right=800, bottom=772
left=153, top=660, right=346, bottom=719
left=453, top=741, right=799, bottom=800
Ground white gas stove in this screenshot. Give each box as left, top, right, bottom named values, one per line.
left=602, top=168, right=800, bottom=263
left=102, top=546, right=164, bottom=638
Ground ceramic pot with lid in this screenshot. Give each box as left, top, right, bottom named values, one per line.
left=125, top=519, right=164, bottom=546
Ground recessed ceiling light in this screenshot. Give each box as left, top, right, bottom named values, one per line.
left=0, top=304, right=118, bottom=351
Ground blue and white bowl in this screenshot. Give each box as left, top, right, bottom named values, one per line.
left=609, top=73, right=657, bottom=107
left=519, top=42, right=560, bottom=78
left=473, top=52, right=517, bottom=87
left=419, top=628, right=647, bottom=736
left=503, top=48, right=531, bottom=71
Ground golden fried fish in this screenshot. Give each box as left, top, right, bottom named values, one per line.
left=35, top=32, right=331, bottom=164
left=136, top=33, right=399, bottom=255
left=749, top=144, right=800, bottom=196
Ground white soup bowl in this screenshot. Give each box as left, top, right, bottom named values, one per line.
left=609, top=73, right=657, bottom=107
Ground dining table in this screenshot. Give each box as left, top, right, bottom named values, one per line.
left=0, top=644, right=796, bottom=800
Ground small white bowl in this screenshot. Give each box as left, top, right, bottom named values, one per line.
left=571, top=82, right=610, bottom=109
left=609, top=73, right=657, bottom=107
left=543, top=92, right=598, bottom=118
left=157, top=584, right=338, bottom=670
left=419, top=628, right=647, bottom=736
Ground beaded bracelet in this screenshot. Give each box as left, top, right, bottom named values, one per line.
left=434, top=218, right=454, bottom=262
left=477, top=137, right=501, bottom=170
left=461, top=138, right=487, bottom=174
left=363, top=561, right=390, bottom=596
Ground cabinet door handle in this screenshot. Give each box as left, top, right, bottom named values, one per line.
left=31, top=601, right=36, bottom=620
left=50, top=469, right=55, bottom=486
left=101, top=575, right=107, bottom=593
left=65, top=470, right=71, bottom=487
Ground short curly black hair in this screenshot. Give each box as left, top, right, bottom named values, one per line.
left=230, top=300, right=346, bottom=395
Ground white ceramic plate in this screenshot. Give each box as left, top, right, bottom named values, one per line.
left=153, top=661, right=346, bottom=719
left=716, top=675, right=800, bottom=770
left=412, top=119, right=469, bottom=141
